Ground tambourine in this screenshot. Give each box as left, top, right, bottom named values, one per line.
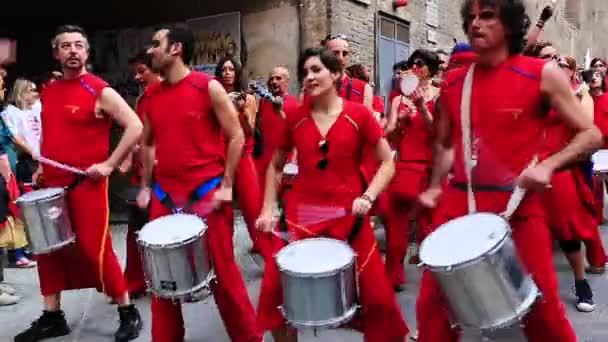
left=400, top=73, right=420, bottom=96
left=249, top=80, right=284, bottom=108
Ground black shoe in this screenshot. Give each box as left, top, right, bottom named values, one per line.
left=575, top=279, right=596, bottom=312
left=14, top=310, right=70, bottom=342
left=115, top=304, right=143, bottom=342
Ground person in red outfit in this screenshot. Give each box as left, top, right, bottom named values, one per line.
left=118, top=49, right=162, bottom=297
left=256, top=47, right=409, bottom=342
left=538, top=55, right=597, bottom=312
left=417, top=1, right=601, bottom=341
left=137, top=27, right=262, bottom=342
left=215, top=56, right=273, bottom=261
left=254, top=66, right=299, bottom=198
left=384, top=49, right=440, bottom=291
left=16, top=25, right=143, bottom=342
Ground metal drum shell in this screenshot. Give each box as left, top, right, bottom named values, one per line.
left=276, top=238, right=358, bottom=329
left=138, top=227, right=214, bottom=302
left=16, top=188, right=75, bottom=255
left=424, top=233, right=540, bottom=330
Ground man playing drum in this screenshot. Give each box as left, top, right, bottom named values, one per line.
left=256, top=47, right=409, bottom=342
left=16, top=25, right=144, bottom=342
left=417, top=1, right=601, bottom=341
left=136, top=27, right=262, bottom=342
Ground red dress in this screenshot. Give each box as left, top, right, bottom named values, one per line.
left=145, top=72, right=261, bottom=342
left=257, top=100, right=409, bottom=341
left=417, top=56, right=576, bottom=342
left=384, top=97, right=434, bottom=286
left=36, top=73, right=127, bottom=299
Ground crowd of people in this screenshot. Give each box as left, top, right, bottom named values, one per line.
left=1, top=0, right=608, bottom=341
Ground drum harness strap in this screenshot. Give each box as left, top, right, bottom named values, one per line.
left=152, top=176, right=223, bottom=214
left=461, top=64, right=536, bottom=220
left=65, top=174, right=87, bottom=192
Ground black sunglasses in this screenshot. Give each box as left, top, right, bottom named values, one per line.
left=317, top=139, right=329, bottom=170
left=540, top=54, right=558, bottom=61
left=325, top=33, right=348, bottom=41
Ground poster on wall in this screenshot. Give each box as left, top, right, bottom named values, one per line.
left=187, top=12, right=241, bottom=75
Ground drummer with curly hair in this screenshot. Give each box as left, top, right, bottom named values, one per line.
left=256, top=47, right=409, bottom=342
left=417, top=0, right=601, bottom=341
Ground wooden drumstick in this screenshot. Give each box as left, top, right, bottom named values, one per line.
left=37, top=156, right=86, bottom=175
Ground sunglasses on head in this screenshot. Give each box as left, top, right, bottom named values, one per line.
left=540, top=54, right=558, bottom=61
left=411, top=59, right=427, bottom=68
left=317, top=139, right=329, bottom=170
left=325, top=33, right=348, bottom=42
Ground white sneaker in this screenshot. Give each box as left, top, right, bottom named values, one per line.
left=0, top=292, right=19, bottom=305
left=0, top=283, right=16, bottom=295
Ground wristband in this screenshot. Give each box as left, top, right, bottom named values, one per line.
left=361, top=194, right=375, bottom=204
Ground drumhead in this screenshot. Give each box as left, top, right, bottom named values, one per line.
left=419, top=213, right=509, bottom=268
left=138, top=214, right=206, bottom=246
left=17, top=187, right=64, bottom=202
left=592, top=149, right=608, bottom=173
left=276, top=238, right=354, bottom=275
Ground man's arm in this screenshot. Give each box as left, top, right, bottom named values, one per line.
left=98, top=87, right=143, bottom=169
left=427, top=96, right=455, bottom=190
left=540, top=63, right=602, bottom=172
left=139, top=114, right=155, bottom=189
left=209, top=79, right=244, bottom=188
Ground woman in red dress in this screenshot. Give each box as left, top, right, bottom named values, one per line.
left=216, top=57, right=272, bottom=261
left=383, top=49, right=440, bottom=290
left=256, top=48, right=409, bottom=342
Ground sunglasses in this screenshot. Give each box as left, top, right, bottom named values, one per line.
left=317, top=139, right=329, bottom=170
left=558, top=62, right=572, bottom=70
left=540, top=54, right=558, bottom=61
left=325, top=33, right=348, bottom=41
left=411, top=59, right=427, bottom=68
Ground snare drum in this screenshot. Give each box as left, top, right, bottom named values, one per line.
left=137, top=214, right=214, bottom=302
left=15, top=187, right=75, bottom=255
left=276, top=238, right=358, bottom=328
left=282, top=162, right=298, bottom=190
left=419, top=213, right=540, bottom=330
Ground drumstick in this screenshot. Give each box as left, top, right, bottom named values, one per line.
left=37, top=156, right=86, bottom=175
left=296, top=204, right=349, bottom=226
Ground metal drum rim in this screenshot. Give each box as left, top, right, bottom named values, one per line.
left=280, top=304, right=358, bottom=329
left=275, top=237, right=356, bottom=277
left=422, top=231, right=510, bottom=272
left=16, top=192, right=65, bottom=206
left=476, top=281, right=541, bottom=331
left=149, top=269, right=215, bottom=300
left=30, top=237, right=76, bottom=255
left=137, top=226, right=207, bottom=249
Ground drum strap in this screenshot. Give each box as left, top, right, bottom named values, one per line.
left=152, top=176, right=223, bottom=214
left=460, top=65, right=536, bottom=219
left=347, top=216, right=365, bottom=244
left=66, top=174, right=86, bottom=192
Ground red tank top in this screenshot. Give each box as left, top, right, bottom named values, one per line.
left=339, top=76, right=366, bottom=103
left=593, top=93, right=608, bottom=148
left=257, top=94, right=299, bottom=168
left=146, top=72, right=225, bottom=191
left=130, top=87, right=155, bottom=184
left=40, top=73, right=111, bottom=179
left=442, top=55, right=547, bottom=186
left=541, top=109, right=573, bottom=158
left=280, top=101, right=383, bottom=206
left=396, top=97, right=434, bottom=165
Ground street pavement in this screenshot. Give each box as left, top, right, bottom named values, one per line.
left=1, top=213, right=608, bottom=341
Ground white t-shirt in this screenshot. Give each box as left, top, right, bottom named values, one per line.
left=1, top=103, right=41, bottom=156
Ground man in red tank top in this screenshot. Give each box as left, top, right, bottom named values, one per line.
left=16, top=25, right=143, bottom=342
left=254, top=66, right=299, bottom=196
left=119, top=49, right=162, bottom=298
left=137, top=27, right=262, bottom=342
left=417, top=1, right=601, bottom=341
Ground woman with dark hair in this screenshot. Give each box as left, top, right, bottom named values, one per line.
left=383, top=48, right=439, bottom=291
left=256, top=47, right=408, bottom=342
left=215, top=56, right=273, bottom=260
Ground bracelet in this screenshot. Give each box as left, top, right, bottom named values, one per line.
left=360, top=194, right=375, bottom=204
left=536, top=20, right=544, bottom=28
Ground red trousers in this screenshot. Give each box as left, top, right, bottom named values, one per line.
left=237, top=153, right=273, bottom=261
left=257, top=199, right=409, bottom=341
left=124, top=207, right=148, bottom=294
left=384, top=164, right=430, bottom=286
left=149, top=189, right=262, bottom=342
left=416, top=188, right=576, bottom=342
left=589, top=176, right=608, bottom=267
left=543, top=169, right=597, bottom=241
left=36, top=178, right=127, bottom=299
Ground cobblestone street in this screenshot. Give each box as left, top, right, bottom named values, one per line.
left=1, top=215, right=607, bottom=341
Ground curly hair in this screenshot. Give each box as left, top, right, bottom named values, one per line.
left=523, top=41, right=552, bottom=58
left=215, top=56, right=246, bottom=92
left=345, top=64, right=369, bottom=83
left=461, top=0, right=530, bottom=55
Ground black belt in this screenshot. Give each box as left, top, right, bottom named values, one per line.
left=450, top=182, right=514, bottom=193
